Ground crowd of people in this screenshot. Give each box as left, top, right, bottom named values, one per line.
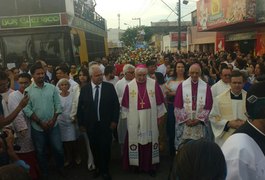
left=0, top=50, right=264, bottom=180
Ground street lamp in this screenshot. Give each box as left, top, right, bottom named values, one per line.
left=124, top=23, right=131, bottom=28
left=183, top=0, right=189, bottom=5
left=132, top=18, right=141, bottom=26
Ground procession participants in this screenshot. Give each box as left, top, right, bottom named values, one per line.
left=174, top=63, right=213, bottom=149
left=146, top=60, right=157, bottom=79
left=115, top=64, right=135, bottom=154
left=103, top=65, right=119, bottom=86
left=57, top=78, right=78, bottom=167
left=55, top=64, right=79, bottom=93
left=8, top=73, right=40, bottom=180
left=222, top=81, right=265, bottom=180
left=165, top=61, right=186, bottom=156
left=210, top=70, right=247, bottom=146
left=121, top=65, right=166, bottom=176
left=157, top=56, right=171, bottom=77
left=77, top=64, right=120, bottom=180
left=23, top=63, right=64, bottom=179
left=211, top=67, right=231, bottom=98
left=70, top=68, right=94, bottom=170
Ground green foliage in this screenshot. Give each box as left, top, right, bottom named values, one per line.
left=120, top=26, right=153, bottom=47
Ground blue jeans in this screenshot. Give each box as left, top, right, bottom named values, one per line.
left=31, top=125, right=64, bottom=176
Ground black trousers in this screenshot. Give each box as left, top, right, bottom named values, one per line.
left=87, top=122, right=112, bottom=175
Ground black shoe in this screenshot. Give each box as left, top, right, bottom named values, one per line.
left=92, top=169, right=100, bottom=178
left=149, top=170, right=156, bottom=177
left=102, top=173, right=112, bottom=180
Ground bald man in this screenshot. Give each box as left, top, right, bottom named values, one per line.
left=174, top=63, right=213, bottom=149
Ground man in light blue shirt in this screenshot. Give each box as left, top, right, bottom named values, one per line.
left=23, top=62, right=64, bottom=178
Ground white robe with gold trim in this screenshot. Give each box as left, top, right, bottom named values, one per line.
left=210, top=89, right=247, bottom=146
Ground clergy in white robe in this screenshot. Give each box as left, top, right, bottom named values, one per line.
left=222, top=81, right=265, bottom=180
left=211, top=67, right=231, bottom=98
left=121, top=65, right=166, bottom=174
left=210, top=70, right=247, bottom=146
left=174, top=63, right=213, bottom=149
left=115, top=64, right=135, bottom=147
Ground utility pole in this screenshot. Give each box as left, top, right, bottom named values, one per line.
left=132, top=18, right=141, bottom=26
left=177, top=0, right=181, bottom=51
left=118, top=13, right=120, bottom=30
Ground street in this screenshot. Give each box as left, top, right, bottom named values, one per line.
left=49, top=140, right=171, bottom=180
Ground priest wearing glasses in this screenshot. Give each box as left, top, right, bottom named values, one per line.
left=121, top=64, right=166, bottom=176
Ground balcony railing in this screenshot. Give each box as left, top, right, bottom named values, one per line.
left=73, top=1, right=106, bottom=30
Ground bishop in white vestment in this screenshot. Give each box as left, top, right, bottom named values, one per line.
left=121, top=65, right=166, bottom=174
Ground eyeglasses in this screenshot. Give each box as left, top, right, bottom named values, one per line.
left=126, top=71, right=135, bottom=74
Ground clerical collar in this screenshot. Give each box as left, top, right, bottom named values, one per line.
left=230, top=91, right=242, bottom=100
left=248, top=120, right=265, bottom=137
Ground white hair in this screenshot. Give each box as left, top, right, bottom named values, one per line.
left=89, top=64, right=101, bottom=77
left=57, top=78, right=70, bottom=87
left=123, top=64, right=135, bottom=73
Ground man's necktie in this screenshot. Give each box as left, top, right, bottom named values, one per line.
left=94, top=85, right=99, bottom=120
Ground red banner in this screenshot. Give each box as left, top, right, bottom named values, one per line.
left=170, top=32, right=186, bottom=42
left=256, top=32, right=265, bottom=56
left=215, top=32, right=225, bottom=52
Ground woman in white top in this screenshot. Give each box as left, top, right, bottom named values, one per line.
left=165, top=61, right=186, bottom=156
left=57, top=78, right=77, bottom=167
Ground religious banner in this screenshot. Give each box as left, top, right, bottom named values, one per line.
left=256, top=32, right=265, bottom=56
left=197, top=0, right=256, bottom=31
left=215, top=32, right=225, bottom=52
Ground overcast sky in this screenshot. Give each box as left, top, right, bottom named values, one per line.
left=95, top=0, right=198, bottom=29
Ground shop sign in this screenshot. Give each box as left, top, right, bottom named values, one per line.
left=226, top=32, right=256, bottom=41
left=30, top=14, right=61, bottom=27
left=0, top=16, right=30, bottom=29
left=0, top=14, right=61, bottom=29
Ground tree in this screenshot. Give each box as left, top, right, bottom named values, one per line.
left=120, top=26, right=153, bottom=47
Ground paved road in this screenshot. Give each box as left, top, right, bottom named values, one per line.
left=49, top=140, right=172, bottom=180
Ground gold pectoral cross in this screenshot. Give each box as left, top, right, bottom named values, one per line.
left=140, top=100, right=145, bottom=109
left=130, top=90, right=136, bottom=98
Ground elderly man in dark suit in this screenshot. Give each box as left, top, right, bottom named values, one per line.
left=77, top=64, right=120, bottom=180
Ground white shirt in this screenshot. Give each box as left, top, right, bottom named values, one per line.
left=103, top=76, right=119, bottom=86
left=157, top=64, right=167, bottom=76
left=115, top=77, right=130, bottom=104
left=222, top=132, right=265, bottom=180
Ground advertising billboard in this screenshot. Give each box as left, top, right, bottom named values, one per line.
left=170, top=32, right=187, bottom=47
left=197, top=0, right=256, bottom=31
